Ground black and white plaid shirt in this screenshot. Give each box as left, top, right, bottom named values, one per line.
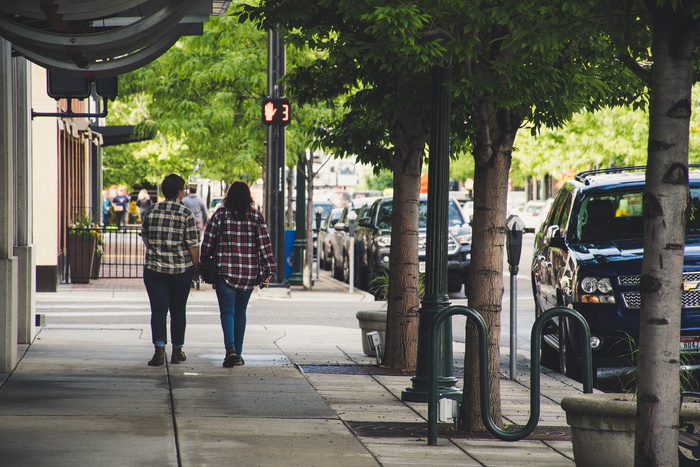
left=141, top=199, right=200, bottom=274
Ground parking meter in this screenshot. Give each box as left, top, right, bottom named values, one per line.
left=347, top=210, right=358, bottom=236
left=505, top=214, right=524, bottom=380
left=315, top=207, right=323, bottom=279
left=505, top=215, right=524, bottom=273
left=347, top=211, right=358, bottom=293
left=314, top=207, right=323, bottom=234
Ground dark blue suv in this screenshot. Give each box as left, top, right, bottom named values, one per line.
left=531, top=167, right=700, bottom=379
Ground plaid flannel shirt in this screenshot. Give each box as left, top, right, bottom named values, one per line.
left=141, top=199, right=200, bottom=274
left=201, top=206, right=276, bottom=290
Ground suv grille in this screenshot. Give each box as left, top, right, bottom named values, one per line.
left=418, top=234, right=459, bottom=256
left=620, top=271, right=700, bottom=309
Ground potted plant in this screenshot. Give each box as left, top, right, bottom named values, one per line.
left=67, top=214, right=100, bottom=284
left=561, top=335, right=700, bottom=465
left=356, top=270, right=424, bottom=358
left=90, top=242, right=104, bottom=280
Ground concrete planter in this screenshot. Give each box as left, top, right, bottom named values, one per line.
left=561, top=392, right=700, bottom=466
left=356, top=310, right=386, bottom=357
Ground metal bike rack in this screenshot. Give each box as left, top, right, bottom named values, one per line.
left=428, top=306, right=593, bottom=445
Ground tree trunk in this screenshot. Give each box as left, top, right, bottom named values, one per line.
left=460, top=106, right=519, bottom=431
left=635, top=4, right=697, bottom=464
left=383, top=104, right=428, bottom=371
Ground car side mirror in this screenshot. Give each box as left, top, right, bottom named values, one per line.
left=545, top=225, right=566, bottom=248
left=358, top=217, right=371, bottom=228
left=334, top=222, right=346, bottom=231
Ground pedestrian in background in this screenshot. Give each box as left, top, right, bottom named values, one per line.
left=182, top=185, right=208, bottom=240
left=101, top=190, right=112, bottom=227
left=141, top=173, right=200, bottom=366
left=201, top=181, right=276, bottom=367
left=136, top=189, right=152, bottom=222
left=112, top=186, right=130, bottom=229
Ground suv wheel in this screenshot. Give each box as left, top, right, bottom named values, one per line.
left=332, top=253, right=343, bottom=281
left=319, top=249, right=326, bottom=270
left=342, top=253, right=350, bottom=283
left=559, top=319, right=582, bottom=380
left=323, top=248, right=332, bottom=271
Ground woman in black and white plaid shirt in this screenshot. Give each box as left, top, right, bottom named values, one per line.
left=141, top=173, right=201, bottom=367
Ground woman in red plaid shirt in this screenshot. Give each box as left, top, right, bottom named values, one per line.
left=201, top=181, right=276, bottom=367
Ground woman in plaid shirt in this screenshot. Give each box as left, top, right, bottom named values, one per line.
left=141, top=173, right=200, bottom=367
left=201, top=181, right=276, bottom=367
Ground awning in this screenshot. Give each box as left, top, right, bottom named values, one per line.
left=91, top=125, right=154, bottom=147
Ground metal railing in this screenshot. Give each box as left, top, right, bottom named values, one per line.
left=99, top=227, right=145, bottom=278
left=427, top=306, right=593, bottom=445
left=65, top=227, right=145, bottom=280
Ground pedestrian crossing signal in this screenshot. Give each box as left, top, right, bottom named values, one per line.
left=262, top=97, right=291, bottom=126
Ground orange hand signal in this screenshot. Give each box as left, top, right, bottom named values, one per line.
left=264, top=101, right=278, bottom=121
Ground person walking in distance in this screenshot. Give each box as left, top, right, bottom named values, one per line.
left=201, top=181, right=276, bottom=367
left=101, top=190, right=112, bottom=228
left=112, top=186, right=130, bottom=229
left=182, top=185, right=208, bottom=241
left=136, top=189, right=152, bottom=223
left=141, top=173, right=200, bottom=366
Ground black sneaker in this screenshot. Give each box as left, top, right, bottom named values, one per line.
left=232, top=355, right=244, bottom=366
left=223, top=351, right=237, bottom=368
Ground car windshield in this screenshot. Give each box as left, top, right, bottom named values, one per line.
left=376, top=199, right=464, bottom=230
left=577, top=188, right=700, bottom=242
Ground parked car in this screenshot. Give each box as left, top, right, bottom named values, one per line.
left=521, top=199, right=548, bottom=232
left=326, top=197, right=378, bottom=282
left=318, top=207, right=342, bottom=271
left=354, top=195, right=472, bottom=296
left=209, top=197, right=223, bottom=212
left=311, top=200, right=336, bottom=258
left=531, top=166, right=700, bottom=380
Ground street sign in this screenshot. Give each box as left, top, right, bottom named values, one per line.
left=262, top=97, right=291, bottom=125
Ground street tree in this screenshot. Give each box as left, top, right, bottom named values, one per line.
left=240, top=1, right=644, bottom=432
left=240, top=3, right=436, bottom=371
left=601, top=1, right=700, bottom=463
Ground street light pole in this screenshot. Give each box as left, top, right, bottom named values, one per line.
left=402, top=65, right=460, bottom=402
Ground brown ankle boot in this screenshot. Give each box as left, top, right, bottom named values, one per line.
left=171, top=347, right=187, bottom=364
left=148, top=346, right=165, bottom=366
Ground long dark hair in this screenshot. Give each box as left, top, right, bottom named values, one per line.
left=224, top=181, right=254, bottom=221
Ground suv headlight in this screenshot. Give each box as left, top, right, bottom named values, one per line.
left=579, top=277, right=615, bottom=303
left=454, top=233, right=472, bottom=244
left=377, top=236, right=391, bottom=248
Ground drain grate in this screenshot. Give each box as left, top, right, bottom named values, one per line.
left=297, top=364, right=464, bottom=377
left=346, top=421, right=571, bottom=441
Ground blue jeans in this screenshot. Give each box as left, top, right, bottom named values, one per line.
left=144, top=267, right=193, bottom=347
left=215, top=277, right=252, bottom=356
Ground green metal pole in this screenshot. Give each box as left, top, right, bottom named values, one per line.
left=289, top=153, right=305, bottom=285
left=402, top=65, right=460, bottom=402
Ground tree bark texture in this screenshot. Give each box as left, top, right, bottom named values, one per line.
left=635, top=4, right=698, bottom=465
left=460, top=106, right=519, bottom=431
left=383, top=104, right=428, bottom=371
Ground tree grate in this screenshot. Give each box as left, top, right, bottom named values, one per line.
left=346, top=421, right=571, bottom=441
left=297, top=364, right=464, bottom=377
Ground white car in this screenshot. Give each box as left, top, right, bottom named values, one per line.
left=521, top=200, right=547, bottom=232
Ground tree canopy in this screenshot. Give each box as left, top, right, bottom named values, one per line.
left=106, top=10, right=344, bottom=187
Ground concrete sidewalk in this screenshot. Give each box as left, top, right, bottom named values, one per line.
left=0, top=278, right=588, bottom=466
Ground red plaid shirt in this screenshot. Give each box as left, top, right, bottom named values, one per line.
left=201, top=206, right=276, bottom=290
